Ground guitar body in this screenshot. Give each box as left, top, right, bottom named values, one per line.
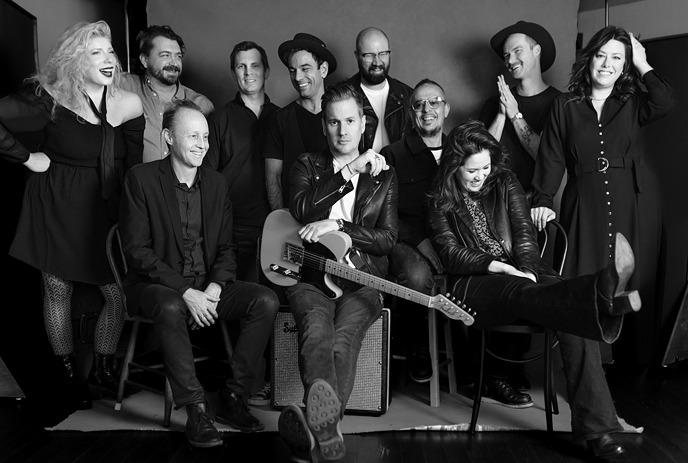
left=261, top=208, right=352, bottom=298
left=261, top=209, right=475, bottom=325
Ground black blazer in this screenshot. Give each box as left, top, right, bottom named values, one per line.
left=119, top=157, right=236, bottom=294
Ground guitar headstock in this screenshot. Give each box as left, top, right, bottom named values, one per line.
left=428, top=293, right=476, bottom=326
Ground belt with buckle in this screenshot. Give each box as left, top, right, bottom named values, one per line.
left=578, top=157, right=628, bottom=174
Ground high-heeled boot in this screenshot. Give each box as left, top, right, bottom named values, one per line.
left=89, top=353, right=118, bottom=393
left=596, top=233, right=642, bottom=316
left=57, top=354, right=92, bottom=410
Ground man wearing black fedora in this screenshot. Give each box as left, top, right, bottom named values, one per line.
left=475, top=20, right=563, bottom=412
left=481, top=20, right=561, bottom=194
left=264, top=32, right=337, bottom=210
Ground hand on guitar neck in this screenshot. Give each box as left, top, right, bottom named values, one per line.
left=261, top=209, right=476, bottom=326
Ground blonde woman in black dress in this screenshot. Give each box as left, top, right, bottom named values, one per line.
left=0, top=21, right=144, bottom=408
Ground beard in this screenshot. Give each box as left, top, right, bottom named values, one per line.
left=150, top=64, right=181, bottom=85
left=416, top=125, right=442, bottom=138
left=360, top=62, right=388, bottom=85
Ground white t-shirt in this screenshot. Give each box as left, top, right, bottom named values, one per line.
left=431, top=148, right=442, bottom=165
left=328, top=159, right=359, bottom=223
left=360, top=80, right=390, bottom=152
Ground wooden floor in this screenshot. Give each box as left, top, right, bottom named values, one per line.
left=2, top=362, right=688, bottom=463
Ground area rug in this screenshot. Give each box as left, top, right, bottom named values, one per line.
left=48, top=385, right=574, bottom=434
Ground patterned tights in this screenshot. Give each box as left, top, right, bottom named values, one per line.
left=42, top=272, right=124, bottom=356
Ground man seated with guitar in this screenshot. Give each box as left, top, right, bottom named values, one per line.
left=275, top=83, right=397, bottom=462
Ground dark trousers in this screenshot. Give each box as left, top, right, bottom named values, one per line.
left=126, top=280, right=279, bottom=407
left=453, top=274, right=623, bottom=439
left=388, top=242, right=435, bottom=349
left=234, top=224, right=261, bottom=284
left=285, top=282, right=382, bottom=410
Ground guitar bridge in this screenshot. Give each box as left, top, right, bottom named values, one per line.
left=269, top=264, right=302, bottom=281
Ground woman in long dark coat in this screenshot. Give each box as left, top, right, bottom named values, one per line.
left=530, top=27, right=674, bottom=367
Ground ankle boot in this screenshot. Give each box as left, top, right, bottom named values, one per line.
left=57, top=354, right=92, bottom=410
left=597, top=233, right=641, bottom=316
left=89, top=353, right=118, bottom=392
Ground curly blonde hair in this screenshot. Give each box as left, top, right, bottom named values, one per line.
left=34, top=20, right=121, bottom=112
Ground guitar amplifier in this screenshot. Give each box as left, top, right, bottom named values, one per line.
left=271, top=308, right=390, bottom=416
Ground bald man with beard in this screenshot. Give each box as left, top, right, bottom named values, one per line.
left=344, top=27, right=412, bottom=153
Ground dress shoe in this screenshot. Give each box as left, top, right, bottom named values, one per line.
left=585, top=434, right=628, bottom=462
left=279, top=404, right=317, bottom=463
left=482, top=378, right=534, bottom=408
left=508, top=371, right=531, bottom=392
left=57, top=354, right=92, bottom=410
left=409, top=350, right=433, bottom=383
left=89, top=353, right=118, bottom=393
left=185, top=402, right=223, bottom=448
left=215, top=387, right=265, bottom=432
left=597, top=233, right=641, bottom=316
left=305, top=379, right=345, bottom=461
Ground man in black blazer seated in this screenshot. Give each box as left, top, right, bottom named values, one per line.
left=119, top=100, right=279, bottom=447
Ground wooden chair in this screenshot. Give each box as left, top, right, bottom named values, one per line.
left=105, top=224, right=233, bottom=427
left=470, top=220, right=568, bottom=433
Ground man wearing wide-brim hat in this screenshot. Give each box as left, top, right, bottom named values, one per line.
left=480, top=20, right=561, bottom=194
left=263, top=33, right=338, bottom=210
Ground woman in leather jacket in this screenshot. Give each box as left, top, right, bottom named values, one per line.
left=428, top=120, right=637, bottom=459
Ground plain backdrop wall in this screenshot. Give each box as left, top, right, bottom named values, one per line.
left=148, top=0, right=579, bottom=128
left=14, top=0, right=126, bottom=69
left=579, top=0, right=688, bottom=43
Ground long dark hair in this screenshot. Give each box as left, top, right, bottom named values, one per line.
left=430, top=120, right=510, bottom=212
left=569, top=26, right=640, bottom=102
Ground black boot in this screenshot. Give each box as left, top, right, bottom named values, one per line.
left=89, top=353, right=118, bottom=393
left=596, top=233, right=642, bottom=316
left=58, top=354, right=92, bottom=410
left=185, top=403, right=223, bottom=448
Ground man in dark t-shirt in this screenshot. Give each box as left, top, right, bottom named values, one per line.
left=263, top=33, right=337, bottom=209
left=478, top=20, right=561, bottom=409
left=480, top=21, right=561, bottom=194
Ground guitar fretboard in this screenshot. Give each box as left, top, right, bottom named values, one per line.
left=285, top=243, right=432, bottom=307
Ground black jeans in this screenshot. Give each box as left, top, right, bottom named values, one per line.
left=285, top=282, right=383, bottom=410
left=126, top=280, right=279, bottom=407
left=453, top=274, right=623, bottom=439
left=388, top=242, right=435, bottom=350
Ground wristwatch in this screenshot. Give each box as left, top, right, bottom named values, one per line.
left=511, top=112, right=524, bottom=121
left=336, top=218, right=345, bottom=231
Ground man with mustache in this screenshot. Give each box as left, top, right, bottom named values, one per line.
left=263, top=33, right=337, bottom=210
left=344, top=27, right=412, bottom=152
left=477, top=20, right=561, bottom=409
left=121, top=25, right=214, bottom=163
left=381, top=79, right=449, bottom=384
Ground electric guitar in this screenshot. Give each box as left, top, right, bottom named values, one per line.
left=260, top=209, right=475, bottom=326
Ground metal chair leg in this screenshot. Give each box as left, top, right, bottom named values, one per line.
left=470, top=330, right=487, bottom=434
left=444, top=320, right=457, bottom=394
left=544, top=331, right=553, bottom=433
left=429, top=308, right=440, bottom=407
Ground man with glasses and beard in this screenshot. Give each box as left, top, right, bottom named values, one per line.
left=381, top=79, right=449, bottom=383
left=121, top=25, right=214, bottom=163
left=344, top=27, right=412, bottom=152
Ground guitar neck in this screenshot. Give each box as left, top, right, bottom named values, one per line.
left=323, top=258, right=432, bottom=307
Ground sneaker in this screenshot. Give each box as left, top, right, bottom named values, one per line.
left=248, top=383, right=271, bottom=406
left=408, top=350, right=433, bottom=383
left=185, top=403, right=223, bottom=448
left=278, top=404, right=317, bottom=463
left=215, top=387, right=265, bottom=432
left=305, top=379, right=345, bottom=461
left=482, top=378, right=534, bottom=408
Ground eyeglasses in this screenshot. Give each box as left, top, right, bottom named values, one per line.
left=358, top=50, right=391, bottom=62
left=411, top=96, right=446, bottom=111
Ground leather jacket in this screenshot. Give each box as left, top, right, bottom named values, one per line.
left=288, top=150, right=398, bottom=278
left=429, top=171, right=551, bottom=278
left=344, top=74, right=412, bottom=152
